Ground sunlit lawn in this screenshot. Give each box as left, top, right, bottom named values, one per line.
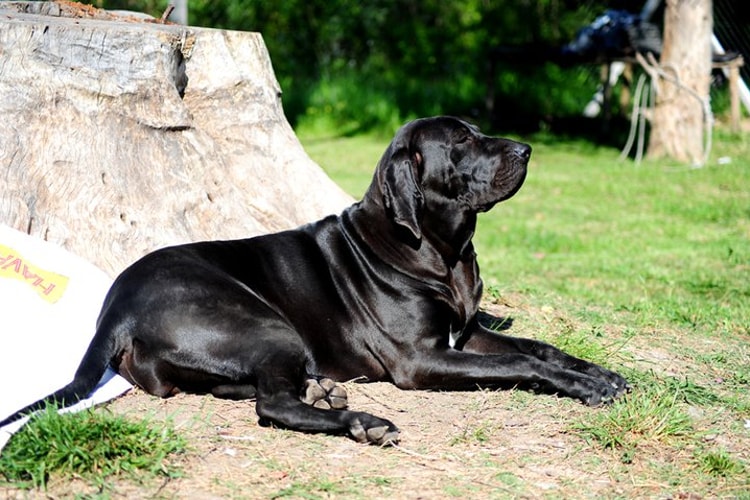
left=301, top=128, right=750, bottom=339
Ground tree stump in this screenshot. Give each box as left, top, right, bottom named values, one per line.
left=0, top=1, right=353, bottom=276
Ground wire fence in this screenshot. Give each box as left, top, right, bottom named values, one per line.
left=714, top=0, right=750, bottom=84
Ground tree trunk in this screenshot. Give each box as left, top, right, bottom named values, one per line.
left=646, top=0, right=713, bottom=165
left=0, top=1, right=353, bottom=276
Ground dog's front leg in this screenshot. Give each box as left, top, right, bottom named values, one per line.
left=395, top=348, right=620, bottom=406
left=454, top=319, right=629, bottom=397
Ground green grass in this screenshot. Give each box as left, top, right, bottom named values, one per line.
left=696, top=448, right=747, bottom=477
left=0, top=406, right=186, bottom=490
left=302, top=134, right=387, bottom=199
left=479, top=143, right=748, bottom=335
left=573, top=373, right=700, bottom=453
left=302, top=127, right=750, bottom=340
left=309, top=128, right=747, bottom=312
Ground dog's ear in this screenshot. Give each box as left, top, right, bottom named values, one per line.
left=382, top=149, right=424, bottom=240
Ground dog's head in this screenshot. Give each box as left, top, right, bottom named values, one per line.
left=368, top=116, right=530, bottom=245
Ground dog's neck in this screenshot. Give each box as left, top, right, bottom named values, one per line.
left=421, top=201, right=478, bottom=265
left=343, top=196, right=482, bottom=334
left=345, top=196, right=477, bottom=276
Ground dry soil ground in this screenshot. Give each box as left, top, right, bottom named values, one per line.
left=2, top=299, right=748, bottom=499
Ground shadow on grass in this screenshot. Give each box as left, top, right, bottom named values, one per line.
left=476, top=310, right=515, bottom=332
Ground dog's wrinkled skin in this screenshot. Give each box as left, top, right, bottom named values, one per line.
left=1, top=117, right=629, bottom=444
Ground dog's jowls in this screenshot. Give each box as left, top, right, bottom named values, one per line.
left=1, top=116, right=629, bottom=445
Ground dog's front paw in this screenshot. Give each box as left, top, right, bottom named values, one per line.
left=593, top=366, right=631, bottom=397
left=573, top=375, right=627, bottom=407
left=300, top=378, right=348, bottom=409
left=576, top=362, right=631, bottom=398
left=349, top=415, right=400, bottom=446
left=608, top=372, right=631, bottom=397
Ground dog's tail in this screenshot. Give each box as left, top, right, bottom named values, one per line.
left=0, top=326, right=118, bottom=428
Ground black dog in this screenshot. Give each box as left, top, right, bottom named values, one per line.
left=1, top=117, right=628, bottom=444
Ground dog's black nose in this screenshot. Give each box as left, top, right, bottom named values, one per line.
left=514, top=143, right=532, bottom=161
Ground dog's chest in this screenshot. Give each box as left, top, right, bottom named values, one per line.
left=442, top=259, right=481, bottom=342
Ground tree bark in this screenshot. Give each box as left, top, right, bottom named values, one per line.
left=646, top=0, right=713, bottom=164
left=0, top=2, right=353, bottom=276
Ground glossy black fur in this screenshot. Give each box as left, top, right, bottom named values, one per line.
left=1, top=117, right=628, bottom=444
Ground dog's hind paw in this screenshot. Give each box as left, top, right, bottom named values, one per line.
left=366, top=425, right=401, bottom=446
left=300, top=378, right=348, bottom=410
left=350, top=418, right=400, bottom=446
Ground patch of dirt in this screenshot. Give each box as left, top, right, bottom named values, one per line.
left=21, top=385, right=616, bottom=499
left=1, top=301, right=748, bottom=498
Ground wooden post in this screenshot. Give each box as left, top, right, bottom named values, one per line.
left=727, top=57, right=744, bottom=133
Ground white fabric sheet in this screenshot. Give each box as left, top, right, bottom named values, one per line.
left=0, top=225, right=132, bottom=451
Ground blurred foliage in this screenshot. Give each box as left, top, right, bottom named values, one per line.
left=93, top=1, right=648, bottom=134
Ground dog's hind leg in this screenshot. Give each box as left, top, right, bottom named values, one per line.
left=253, top=351, right=398, bottom=445
left=257, top=386, right=399, bottom=445
left=211, top=384, right=257, bottom=400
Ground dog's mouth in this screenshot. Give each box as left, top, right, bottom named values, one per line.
left=493, top=164, right=527, bottom=203
left=483, top=153, right=529, bottom=210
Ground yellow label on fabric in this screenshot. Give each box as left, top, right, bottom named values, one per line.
left=0, top=243, right=69, bottom=303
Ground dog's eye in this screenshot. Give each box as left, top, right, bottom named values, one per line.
left=456, top=134, right=472, bottom=144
